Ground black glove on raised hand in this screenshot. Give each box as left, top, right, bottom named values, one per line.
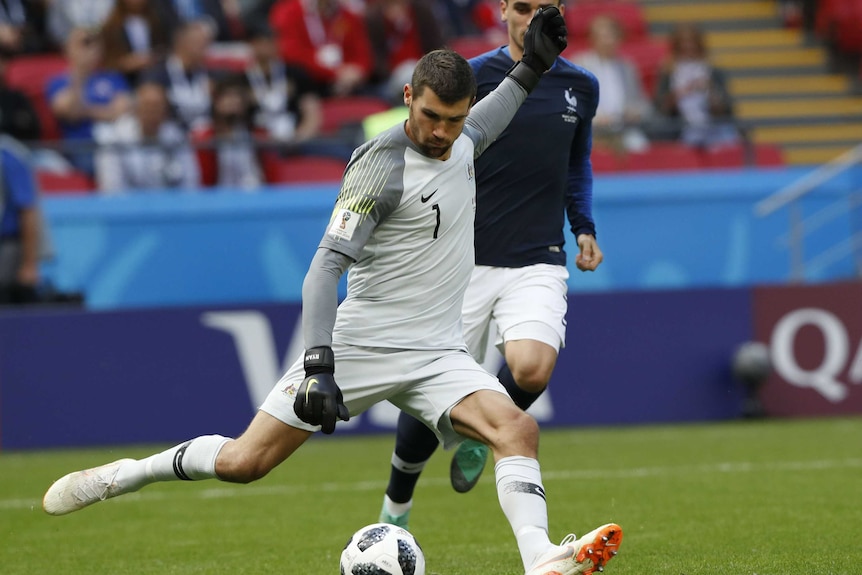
left=508, top=5, right=568, bottom=93
left=293, top=346, right=350, bottom=434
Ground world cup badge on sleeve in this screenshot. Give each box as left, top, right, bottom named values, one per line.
left=328, top=209, right=360, bottom=240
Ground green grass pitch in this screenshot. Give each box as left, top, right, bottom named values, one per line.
left=1, top=417, right=860, bottom=574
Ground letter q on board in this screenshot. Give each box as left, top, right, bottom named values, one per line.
left=770, top=308, right=858, bottom=403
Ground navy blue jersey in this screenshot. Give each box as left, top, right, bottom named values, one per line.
left=470, top=47, right=599, bottom=267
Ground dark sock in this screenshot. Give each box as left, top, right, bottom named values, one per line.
left=498, top=363, right=544, bottom=410
left=386, top=411, right=440, bottom=504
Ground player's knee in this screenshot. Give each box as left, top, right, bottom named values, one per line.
left=495, top=410, right=539, bottom=452
left=514, top=410, right=540, bottom=441
left=511, top=361, right=553, bottom=394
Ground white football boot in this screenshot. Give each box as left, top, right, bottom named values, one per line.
left=525, top=523, right=623, bottom=575
left=43, top=459, right=135, bottom=516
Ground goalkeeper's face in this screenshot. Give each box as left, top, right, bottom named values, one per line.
left=502, top=0, right=564, bottom=54
left=404, top=85, right=472, bottom=161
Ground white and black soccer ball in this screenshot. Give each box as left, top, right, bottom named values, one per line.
left=339, top=523, right=425, bottom=575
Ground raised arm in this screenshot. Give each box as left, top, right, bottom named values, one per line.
left=464, top=6, right=568, bottom=157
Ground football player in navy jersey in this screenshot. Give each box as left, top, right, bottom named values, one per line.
left=380, top=0, right=606, bottom=526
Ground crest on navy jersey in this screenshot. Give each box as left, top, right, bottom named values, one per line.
left=564, top=88, right=578, bottom=112
left=562, top=88, right=579, bottom=124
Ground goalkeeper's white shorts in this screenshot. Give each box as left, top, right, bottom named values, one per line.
left=259, top=343, right=508, bottom=449
left=462, top=263, right=569, bottom=364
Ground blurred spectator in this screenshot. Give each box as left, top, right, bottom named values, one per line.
left=142, top=19, right=218, bottom=131
left=236, top=0, right=277, bottom=32
left=191, top=75, right=263, bottom=190
left=572, top=15, right=652, bottom=153
left=46, top=27, right=132, bottom=175
left=0, top=0, right=26, bottom=54
left=778, top=0, right=804, bottom=28
left=799, top=0, right=818, bottom=33
left=433, top=0, right=475, bottom=37
left=467, top=0, right=507, bottom=43
left=653, top=22, right=740, bottom=149
left=1, top=0, right=50, bottom=54
left=0, top=134, right=41, bottom=304
left=0, top=49, right=41, bottom=141
left=365, top=0, right=445, bottom=104
left=244, top=22, right=322, bottom=144
left=155, top=0, right=237, bottom=42
left=47, top=0, right=115, bottom=48
left=100, top=0, right=176, bottom=86
left=94, top=81, right=199, bottom=193
left=269, top=0, right=373, bottom=97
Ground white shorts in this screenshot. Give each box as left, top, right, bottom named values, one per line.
left=259, top=342, right=508, bottom=449
left=462, top=264, right=569, bottom=363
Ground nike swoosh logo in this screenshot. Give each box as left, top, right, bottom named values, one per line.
left=420, top=189, right=438, bottom=203
left=306, top=378, right=318, bottom=401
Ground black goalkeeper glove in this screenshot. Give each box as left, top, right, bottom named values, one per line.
left=508, top=6, right=568, bottom=93
left=293, top=346, right=350, bottom=434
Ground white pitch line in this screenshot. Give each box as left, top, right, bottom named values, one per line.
left=4, top=458, right=860, bottom=511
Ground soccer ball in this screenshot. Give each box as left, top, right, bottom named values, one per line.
left=339, top=523, right=425, bottom=575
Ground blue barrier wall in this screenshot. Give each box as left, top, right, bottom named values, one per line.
left=0, top=288, right=751, bottom=449
left=40, top=167, right=862, bottom=310
left=8, top=165, right=862, bottom=449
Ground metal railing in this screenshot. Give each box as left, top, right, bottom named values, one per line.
left=754, top=143, right=862, bottom=282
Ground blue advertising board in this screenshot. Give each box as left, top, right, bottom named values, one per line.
left=38, top=167, right=862, bottom=310
left=0, top=287, right=752, bottom=450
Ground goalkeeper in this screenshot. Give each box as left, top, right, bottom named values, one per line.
left=42, top=8, right=622, bottom=575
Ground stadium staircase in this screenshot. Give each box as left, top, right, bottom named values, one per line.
left=639, top=0, right=862, bottom=166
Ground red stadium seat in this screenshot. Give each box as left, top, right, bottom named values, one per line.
left=753, top=144, right=785, bottom=167
left=4, top=54, right=67, bottom=91
left=565, top=1, right=648, bottom=42
left=36, top=170, right=95, bottom=195
left=204, top=54, right=250, bottom=72
left=320, top=96, right=392, bottom=136
left=816, top=0, right=846, bottom=38
left=449, top=36, right=503, bottom=59
left=4, top=54, right=68, bottom=141
left=269, top=155, right=347, bottom=184
left=203, top=43, right=253, bottom=72
left=590, top=146, right=624, bottom=173
left=816, top=0, right=862, bottom=55
left=621, top=142, right=702, bottom=172
left=700, top=144, right=747, bottom=169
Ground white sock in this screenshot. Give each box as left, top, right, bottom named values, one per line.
left=115, top=435, right=230, bottom=491
left=383, top=494, right=412, bottom=516
left=495, top=456, right=553, bottom=571
left=391, top=452, right=427, bottom=475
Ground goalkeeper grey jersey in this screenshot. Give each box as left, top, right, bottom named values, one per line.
left=310, top=76, right=528, bottom=351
